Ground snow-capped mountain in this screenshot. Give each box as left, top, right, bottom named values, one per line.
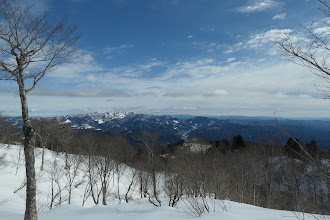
left=57, top=112, right=330, bottom=149
left=5, top=112, right=330, bottom=148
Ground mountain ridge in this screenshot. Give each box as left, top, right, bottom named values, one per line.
left=55, top=112, right=330, bottom=149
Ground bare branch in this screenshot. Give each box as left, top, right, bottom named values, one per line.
left=273, top=113, right=330, bottom=181
left=275, top=0, right=330, bottom=96
left=0, top=0, right=81, bottom=91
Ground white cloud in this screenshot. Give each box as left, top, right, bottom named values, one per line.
left=235, top=42, right=244, bottom=48
left=246, top=29, right=292, bottom=49
left=243, top=25, right=328, bottom=57
left=223, top=49, right=233, bottom=54
left=203, top=90, right=229, bottom=97
left=238, top=0, right=282, bottom=13
left=226, top=58, right=236, bottom=62
left=155, top=58, right=229, bottom=80
left=272, top=13, right=286, bottom=20
left=314, top=26, right=330, bottom=36
left=188, top=35, right=193, bottom=39
left=243, top=29, right=288, bottom=55
left=48, top=53, right=103, bottom=79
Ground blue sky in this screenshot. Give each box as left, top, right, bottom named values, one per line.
left=1, top=0, right=330, bottom=117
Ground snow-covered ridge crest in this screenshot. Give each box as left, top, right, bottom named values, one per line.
left=63, top=111, right=137, bottom=120
left=59, top=111, right=139, bottom=126
left=89, top=112, right=136, bottom=123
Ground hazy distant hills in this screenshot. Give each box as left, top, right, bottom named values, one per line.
left=53, top=112, right=330, bottom=149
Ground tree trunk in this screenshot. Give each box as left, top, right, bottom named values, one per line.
left=18, top=79, right=38, bottom=220
left=102, top=174, right=107, bottom=205
left=40, top=144, right=45, bottom=171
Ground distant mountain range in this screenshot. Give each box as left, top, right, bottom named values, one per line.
left=6, top=112, right=330, bottom=149
left=51, top=112, right=330, bottom=149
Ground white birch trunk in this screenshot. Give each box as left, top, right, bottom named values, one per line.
left=18, top=75, right=38, bottom=220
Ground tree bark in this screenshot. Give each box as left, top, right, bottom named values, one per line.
left=40, top=145, right=45, bottom=171
left=18, top=77, right=38, bottom=220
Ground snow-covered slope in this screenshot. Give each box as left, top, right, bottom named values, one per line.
left=0, top=144, right=329, bottom=220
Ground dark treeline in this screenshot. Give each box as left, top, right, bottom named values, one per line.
left=0, top=115, right=329, bottom=215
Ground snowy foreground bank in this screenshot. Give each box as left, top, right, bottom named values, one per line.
left=0, top=144, right=328, bottom=220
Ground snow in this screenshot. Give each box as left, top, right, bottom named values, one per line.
left=0, top=144, right=329, bottom=220
left=184, top=142, right=212, bottom=153
left=105, top=112, right=132, bottom=120
left=63, top=119, right=71, bottom=124
left=97, top=119, right=104, bottom=124
left=82, top=123, right=93, bottom=129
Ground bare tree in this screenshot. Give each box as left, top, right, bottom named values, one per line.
left=80, top=133, right=103, bottom=205
left=124, top=168, right=137, bottom=203
left=46, top=154, right=66, bottom=210
left=276, top=0, right=330, bottom=96
left=139, top=131, right=162, bottom=207
left=63, top=153, right=83, bottom=204
left=32, top=118, right=58, bottom=170
left=0, top=1, right=80, bottom=219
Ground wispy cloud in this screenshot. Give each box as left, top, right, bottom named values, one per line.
left=155, top=58, right=226, bottom=80
left=139, top=58, right=166, bottom=72
left=47, top=53, right=103, bottom=79
left=272, top=13, right=286, bottom=20
left=104, top=44, right=134, bottom=59
left=200, top=25, right=216, bottom=32
left=238, top=0, right=282, bottom=13
left=245, top=29, right=292, bottom=49
left=222, top=42, right=243, bottom=55
left=192, top=41, right=222, bottom=52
